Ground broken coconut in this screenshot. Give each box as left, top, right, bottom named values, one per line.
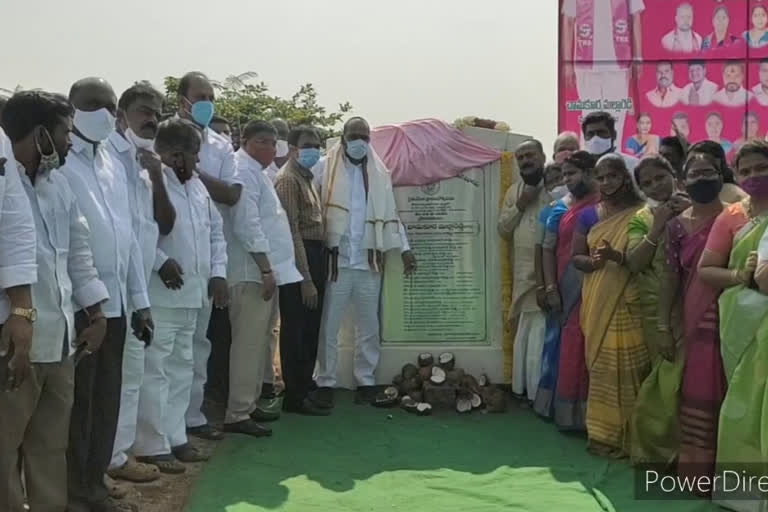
left=418, top=365, right=433, bottom=382
left=404, top=377, right=423, bottom=393
left=438, top=352, right=455, bottom=371
left=471, top=393, right=483, bottom=410
left=418, top=353, right=434, bottom=367
left=373, top=386, right=399, bottom=408
left=401, top=395, right=418, bottom=412
left=430, top=366, right=447, bottom=385
left=410, top=390, right=423, bottom=403
left=415, top=403, right=433, bottom=416
left=402, top=363, right=419, bottom=380
left=478, top=374, right=491, bottom=387
left=456, top=397, right=473, bottom=414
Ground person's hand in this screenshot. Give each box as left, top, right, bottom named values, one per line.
left=301, top=280, right=318, bottom=310
left=133, top=308, right=154, bottom=346
left=667, top=192, right=691, bottom=215
left=657, top=325, right=677, bottom=362
left=209, top=277, right=229, bottom=309
left=137, top=149, right=162, bottom=179
left=737, top=251, right=759, bottom=285
left=564, top=62, right=576, bottom=88
left=159, top=259, right=184, bottom=290
left=75, top=316, right=107, bottom=354
left=536, top=287, right=549, bottom=312
left=261, top=272, right=277, bottom=301
left=592, top=240, right=621, bottom=267
left=516, top=185, right=540, bottom=211
left=0, top=315, right=32, bottom=391
left=546, top=288, right=562, bottom=313
left=402, top=251, right=417, bottom=277
left=649, top=203, right=676, bottom=238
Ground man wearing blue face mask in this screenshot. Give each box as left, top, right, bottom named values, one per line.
left=273, top=125, right=330, bottom=416
left=313, top=117, right=416, bottom=408
left=582, top=111, right=639, bottom=177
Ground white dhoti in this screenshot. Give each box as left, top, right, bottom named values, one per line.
left=135, top=307, right=198, bottom=456
left=185, top=299, right=212, bottom=429
left=110, top=324, right=145, bottom=469
left=315, top=268, right=382, bottom=389
left=512, top=309, right=547, bottom=401
left=575, top=64, right=631, bottom=143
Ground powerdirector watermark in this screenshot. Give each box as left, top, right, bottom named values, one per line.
left=635, top=463, right=768, bottom=501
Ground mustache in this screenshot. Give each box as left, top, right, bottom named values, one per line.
left=142, top=122, right=158, bottom=132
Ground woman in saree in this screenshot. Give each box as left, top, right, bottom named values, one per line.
left=572, top=154, right=648, bottom=458
left=626, top=156, right=691, bottom=465
left=657, top=143, right=727, bottom=491
left=546, top=151, right=600, bottom=430
left=699, top=141, right=768, bottom=510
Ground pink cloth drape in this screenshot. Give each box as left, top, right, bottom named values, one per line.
left=370, top=118, right=502, bottom=187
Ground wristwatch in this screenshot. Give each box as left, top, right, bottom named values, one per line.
left=11, top=307, right=37, bottom=323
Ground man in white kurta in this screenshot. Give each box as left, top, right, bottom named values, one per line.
left=224, top=121, right=303, bottom=435
left=498, top=139, right=551, bottom=403
left=134, top=119, right=228, bottom=471
left=107, top=82, right=176, bottom=484
left=313, top=117, right=415, bottom=407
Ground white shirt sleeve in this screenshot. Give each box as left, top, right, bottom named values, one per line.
left=0, top=133, right=37, bottom=289
left=629, top=0, right=645, bottom=15
left=219, top=144, right=242, bottom=186
left=209, top=198, right=228, bottom=279
left=399, top=219, right=411, bottom=253
left=562, top=0, right=576, bottom=17
left=67, top=189, right=109, bottom=308
left=232, top=179, right=270, bottom=254
left=153, top=248, right=169, bottom=272
left=126, top=232, right=150, bottom=311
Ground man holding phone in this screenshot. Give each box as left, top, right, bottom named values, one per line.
left=0, top=91, right=109, bottom=512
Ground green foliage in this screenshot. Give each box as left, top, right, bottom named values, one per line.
left=163, top=73, right=352, bottom=140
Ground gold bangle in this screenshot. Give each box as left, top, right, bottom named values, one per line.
left=732, top=269, right=742, bottom=285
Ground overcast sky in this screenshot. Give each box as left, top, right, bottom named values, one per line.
left=2, top=0, right=559, bottom=152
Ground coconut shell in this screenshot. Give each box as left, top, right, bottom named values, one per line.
left=471, top=393, right=483, bottom=409
left=430, top=366, right=447, bottom=385
left=402, top=363, right=419, bottom=380
left=404, top=377, right=423, bottom=393
left=456, top=397, right=473, bottom=414
left=438, top=352, right=456, bottom=371
left=417, top=353, right=434, bottom=367
left=416, top=403, right=433, bottom=416
left=373, top=387, right=399, bottom=408
left=401, top=396, right=418, bottom=412
left=446, top=368, right=466, bottom=385
left=392, top=374, right=404, bottom=388
left=461, top=374, right=479, bottom=392
left=418, top=365, right=433, bottom=382
left=478, top=374, right=491, bottom=387
left=410, top=390, right=423, bottom=403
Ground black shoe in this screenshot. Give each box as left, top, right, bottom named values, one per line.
left=251, top=407, right=280, bottom=422
left=172, top=443, right=210, bottom=463
left=310, top=387, right=334, bottom=409
left=285, top=398, right=332, bottom=416
left=187, top=424, right=225, bottom=441
left=223, top=419, right=273, bottom=437
left=355, top=385, right=377, bottom=405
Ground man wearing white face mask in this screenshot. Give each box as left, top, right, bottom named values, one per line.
left=582, top=111, right=640, bottom=176
left=59, top=77, right=154, bottom=512
left=106, top=82, right=176, bottom=486
left=313, top=117, right=416, bottom=408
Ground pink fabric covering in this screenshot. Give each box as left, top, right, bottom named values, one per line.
left=370, top=118, right=502, bottom=187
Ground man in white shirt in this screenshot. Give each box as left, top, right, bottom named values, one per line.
left=662, top=3, right=703, bottom=53
left=313, top=117, right=416, bottom=407
left=681, top=61, right=719, bottom=106
left=714, top=62, right=754, bottom=107
left=754, top=60, right=768, bottom=107
left=265, top=118, right=290, bottom=183
left=134, top=119, right=229, bottom=472
left=0, top=92, right=86, bottom=512
left=209, top=115, right=232, bottom=144
left=561, top=0, right=645, bottom=144
left=582, top=111, right=640, bottom=175
left=175, top=72, right=241, bottom=441
left=106, top=82, right=177, bottom=486
left=646, top=61, right=682, bottom=108
left=223, top=121, right=304, bottom=434
left=59, top=77, right=154, bottom=512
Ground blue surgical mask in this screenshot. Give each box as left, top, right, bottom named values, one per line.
left=185, top=98, right=215, bottom=127
left=297, top=148, right=321, bottom=169
left=345, top=139, right=368, bottom=160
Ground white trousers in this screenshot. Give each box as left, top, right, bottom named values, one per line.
left=512, top=309, right=547, bottom=401
left=134, top=307, right=198, bottom=456
left=110, top=326, right=145, bottom=469
left=225, top=282, right=278, bottom=424
left=186, top=298, right=212, bottom=429
left=316, top=268, right=381, bottom=389
left=575, top=66, right=630, bottom=144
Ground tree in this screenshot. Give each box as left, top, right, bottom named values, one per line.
left=163, top=73, right=352, bottom=140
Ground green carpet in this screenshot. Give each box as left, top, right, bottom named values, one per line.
left=186, top=393, right=717, bottom=512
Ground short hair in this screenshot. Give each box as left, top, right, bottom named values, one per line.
left=241, top=120, right=277, bottom=141
left=118, top=81, right=163, bottom=112
left=634, top=155, right=676, bottom=184
left=563, top=150, right=597, bottom=172
left=1, top=90, right=73, bottom=143
left=517, top=138, right=544, bottom=154
left=154, top=118, right=201, bottom=154
left=543, top=162, right=562, bottom=184
left=178, top=71, right=209, bottom=97
left=672, top=112, right=690, bottom=122
left=724, top=62, right=745, bottom=73
left=735, top=140, right=768, bottom=169
left=687, top=140, right=726, bottom=173
left=707, top=112, right=723, bottom=123
left=753, top=4, right=768, bottom=15
left=210, top=115, right=230, bottom=126
left=581, top=111, right=616, bottom=136
left=689, top=60, right=706, bottom=68
left=554, top=131, right=579, bottom=153
left=343, top=116, right=369, bottom=135
left=678, top=2, right=693, bottom=13
left=287, top=125, right=319, bottom=147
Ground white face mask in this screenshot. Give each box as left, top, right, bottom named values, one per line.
left=124, top=128, right=155, bottom=151
left=74, top=108, right=115, bottom=142
left=276, top=139, right=289, bottom=158
left=549, top=185, right=569, bottom=200
left=586, top=136, right=613, bottom=156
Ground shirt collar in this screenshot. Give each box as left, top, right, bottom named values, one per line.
left=236, top=148, right=265, bottom=172
left=108, top=130, right=132, bottom=154
left=71, top=133, right=101, bottom=160
left=289, top=159, right=314, bottom=181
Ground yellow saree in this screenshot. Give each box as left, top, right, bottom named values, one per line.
left=581, top=205, right=651, bottom=456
